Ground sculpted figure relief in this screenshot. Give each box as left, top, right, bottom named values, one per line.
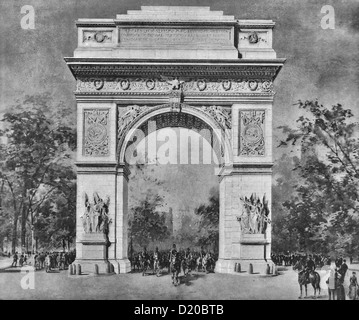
left=160, top=75, right=185, bottom=90
left=237, top=193, right=271, bottom=234
left=81, top=192, right=111, bottom=235
left=118, top=105, right=150, bottom=135
left=200, top=105, right=231, bottom=129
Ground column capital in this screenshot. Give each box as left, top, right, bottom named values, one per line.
left=75, top=162, right=131, bottom=178
left=215, top=163, right=273, bottom=179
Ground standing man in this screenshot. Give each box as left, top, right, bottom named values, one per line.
left=339, top=259, right=348, bottom=279
left=153, top=247, right=160, bottom=275
left=200, top=246, right=206, bottom=260
left=327, top=260, right=338, bottom=300
left=169, top=244, right=177, bottom=261
left=11, top=252, right=18, bottom=267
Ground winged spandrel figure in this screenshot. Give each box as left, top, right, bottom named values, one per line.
left=160, top=75, right=185, bottom=90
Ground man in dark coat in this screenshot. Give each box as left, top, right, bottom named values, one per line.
left=305, top=255, right=316, bottom=282
left=11, top=252, right=18, bottom=267
left=339, top=259, right=348, bottom=279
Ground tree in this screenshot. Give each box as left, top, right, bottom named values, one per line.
left=277, top=100, right=359, bottom=254
left=271, top=154, right=301, bottom=252
left=0, top=93, right=76, bottom=252
left=129, top=193, right=170, bottom=250
left=194, top=187, right=219, bottom=253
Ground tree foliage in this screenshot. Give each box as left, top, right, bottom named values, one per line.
left=0, top=93, right=76, bottom=252
left=275, top=100, right=359, bottom=255
left=129, top=193, right=170, bottom=249
left=194, top=187, right=219, bottom=253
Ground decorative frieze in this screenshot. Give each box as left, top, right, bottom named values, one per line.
left=76, top=77, right=274, bottom=95
left=83, top=109, right=110, bottom=156
left=239, top=110, right=265, bottom=156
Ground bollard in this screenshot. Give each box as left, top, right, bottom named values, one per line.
left=237, top=263, right=241, bottom=273
left=72, top=264, right=76, bottom=275
left=68, top=265, right=73, bottom=276
left=106, top=262, right=111, bottom=274
left=77, top=264, right=81, bottom=275
left=266, top=264, right=270, bottom=275
left=248, top=263, right=253, bottom=274
left=234, top=263, right=238, bottom=272
left=94, top=264, right=99, bottom=276
left=274, top=265, right=278, bottom=276
left=110, top=263, right=114, bottom=273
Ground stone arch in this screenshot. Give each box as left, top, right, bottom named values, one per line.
left=117, top=103, right=233, bottom=168
left=68, top=6, right=285, bottom=275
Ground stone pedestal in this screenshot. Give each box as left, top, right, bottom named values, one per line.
left=215, top=234, right=273, bottom=274
left=74, top=233, right=110, bottom=274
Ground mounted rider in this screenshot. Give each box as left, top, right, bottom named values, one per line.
left=140, top=246, right=149, bottom=261
left=153, top=247, right=160, bottom=261
left=200, top=246, right=206, bottom=259
left=184, top=248, right=192, bottom=260
left=169, top=243, right=177, bottom=262
left=305, top=255, right=316, bottom=282
left=153, top=247, right=160, bottom=265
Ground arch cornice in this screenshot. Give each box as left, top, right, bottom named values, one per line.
left=65, top=58, right=285, bottom=80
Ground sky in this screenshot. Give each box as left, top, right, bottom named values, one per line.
left=0, top=0, right=358, bottom=209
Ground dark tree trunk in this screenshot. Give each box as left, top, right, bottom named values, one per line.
left=21, top=206, right=27, bottom=250
left=12, top=215, right=18, bottom=254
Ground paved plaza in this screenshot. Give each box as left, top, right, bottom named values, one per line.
left=0, top=263, right=356, bottom=300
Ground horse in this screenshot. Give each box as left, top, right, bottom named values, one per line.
left=139, top=253, right=150, bottom=276
left=182, top=253, right=194, bottom=277
left=293, top=261, right=321, bottom=299
left=170, top=254, right=181, bottom=286
left=203, top=253, right=215, bottom=273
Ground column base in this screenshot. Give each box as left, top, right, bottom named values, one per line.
left=215, top=258, right=274, bottom=275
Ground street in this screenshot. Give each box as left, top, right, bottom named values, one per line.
left=0, top=263, right=355, bottom=300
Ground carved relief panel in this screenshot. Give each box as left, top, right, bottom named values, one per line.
left=238, top=110, right=265, bottom=156
left=83, top=109, right=110, bottom=156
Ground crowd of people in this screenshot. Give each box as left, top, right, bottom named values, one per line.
left=273, top=251, right=359, bottom=300
left=10, top=250, right=76, bottom=272
left=271, top=252, right=329, bottom=268
left=326, top=257, right=358, bottom=300
left=130, top=245, right=217, bottom=275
